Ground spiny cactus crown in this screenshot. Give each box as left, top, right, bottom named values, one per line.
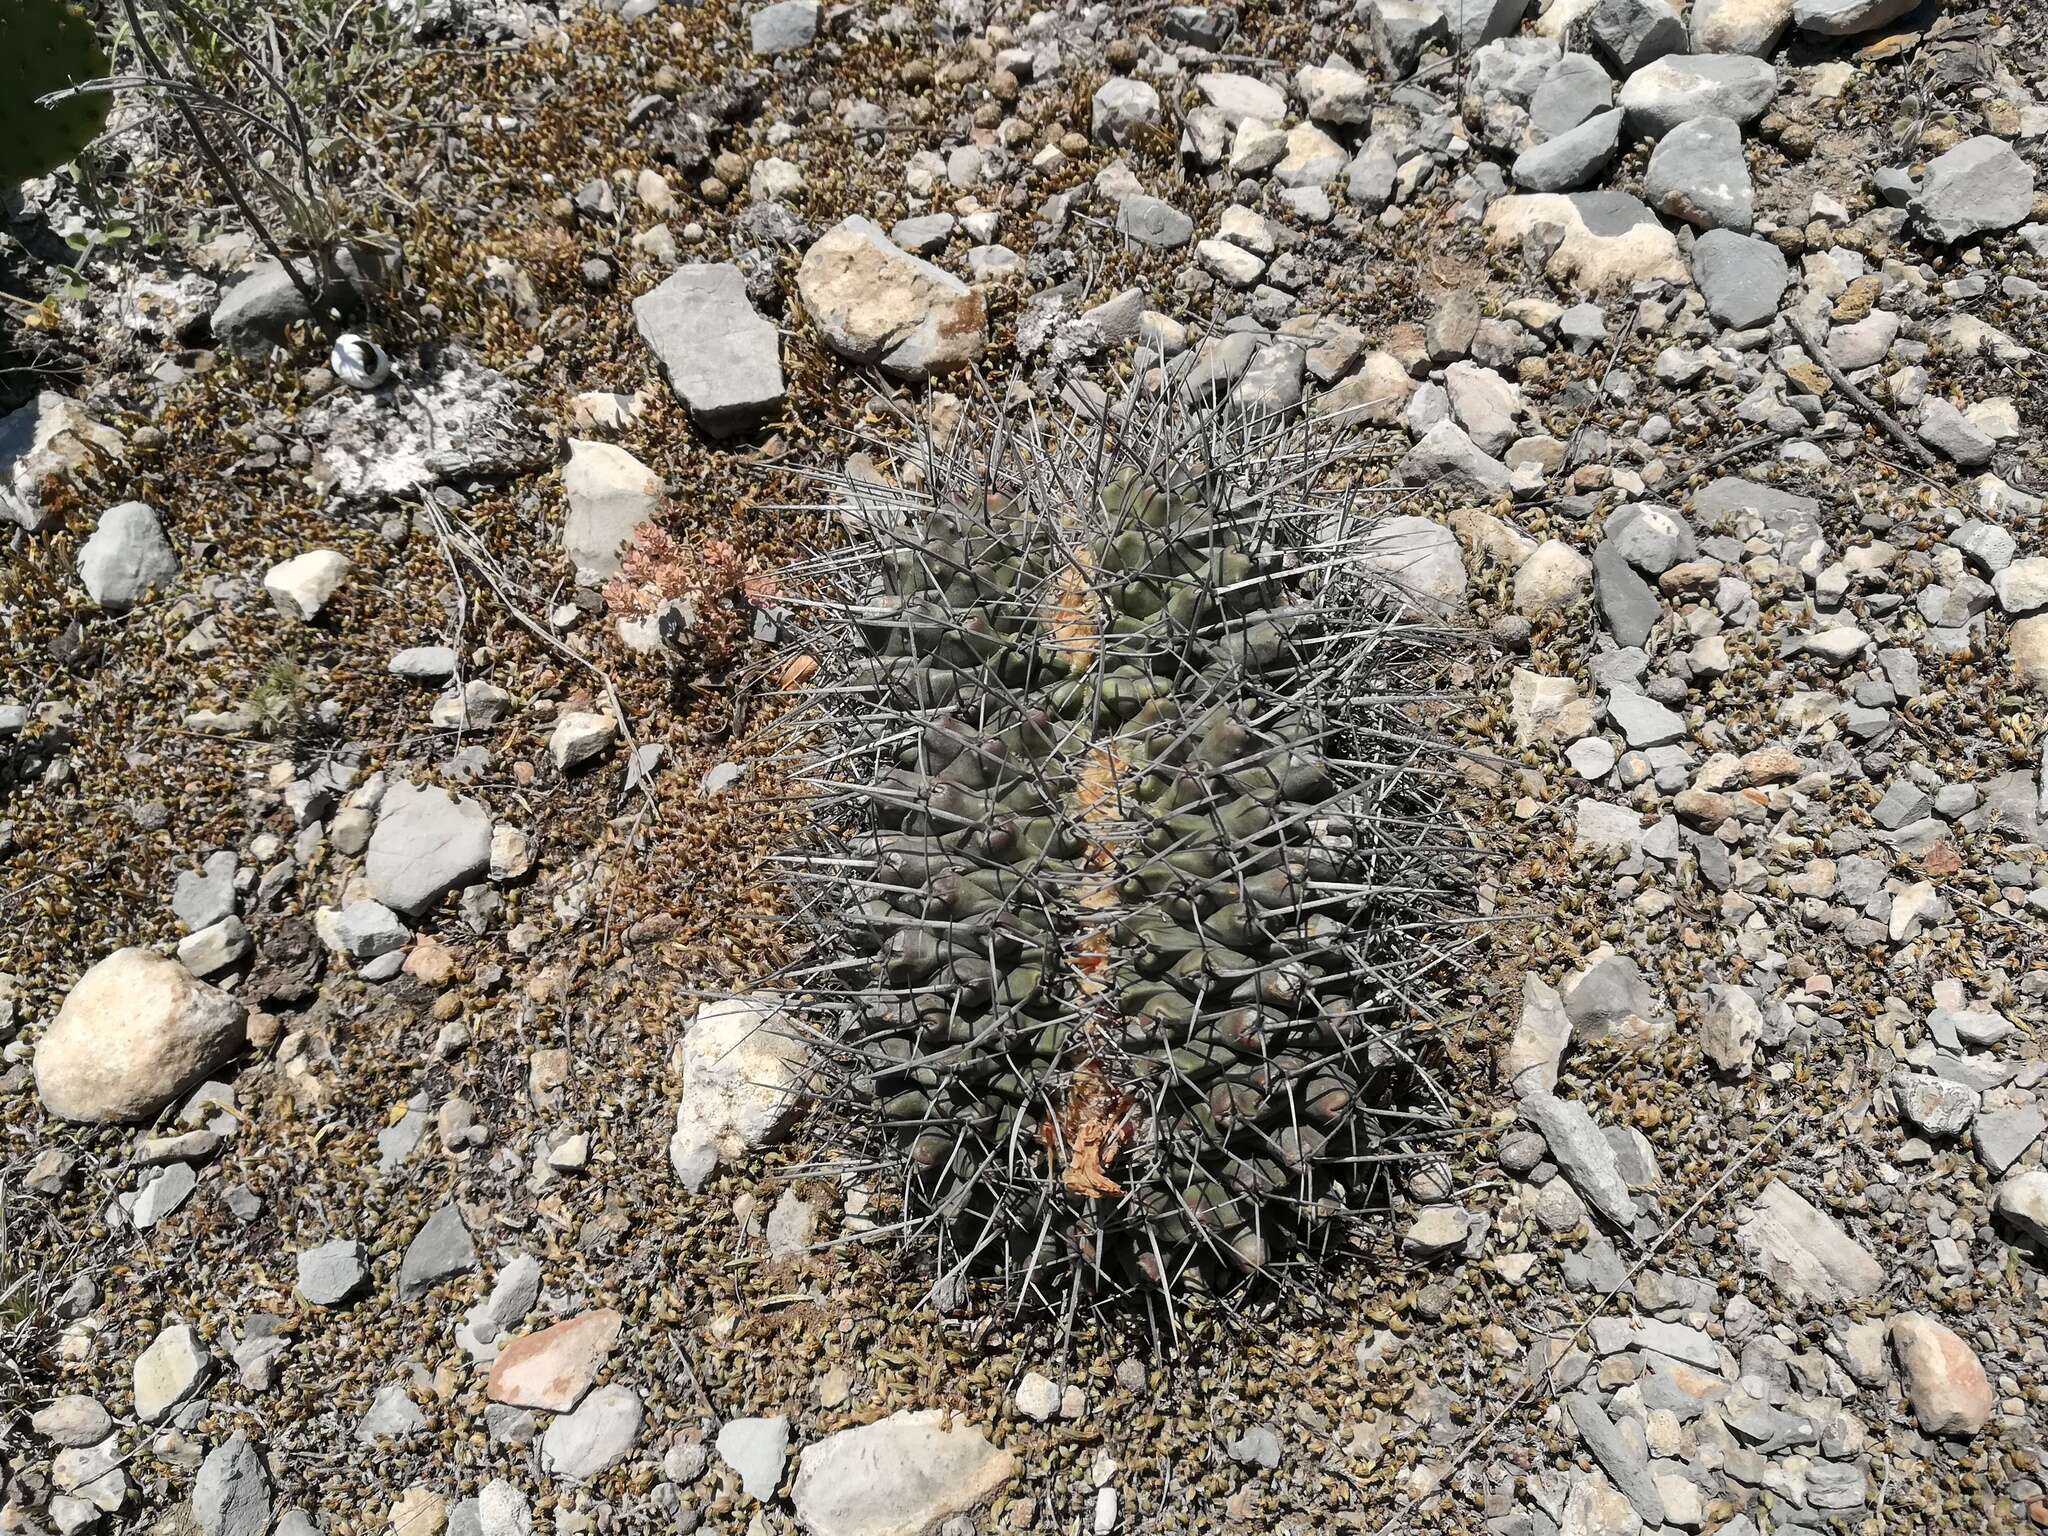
left=1, top=1, right=109, bottom=187
left=764, top=384, right=1473, bottom=1321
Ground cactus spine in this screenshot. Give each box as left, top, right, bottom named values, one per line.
left=763, top=378, right=1472, bottom=1319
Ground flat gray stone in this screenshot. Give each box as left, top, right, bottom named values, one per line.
left=1793, top=0, right=1916, bottom=35
left=1644, top=115, right=1752, bottom=231
left=542, top=1384, right=643, bottom=1481
left=1363, top=0, right=1451, bottom=76
left=1443, top=0, right=1529, bottom=52
left=1912, top=135, right=2034, bottom=244
left=297, top=1239, right=368, bottom=1306
left=1116, top=195, right=1194, bottom=250
left=717, top=1416, right=791, bottom=1501
left=1519, top=1092, right=1639, bottom=1228
left=791, top=1409, right=1016, bottom=1536
left=78, top=501, right=176, bottom=612
left=1691, top=229, right=1787, bottom=328
left=633, top=265, right=784, bottom=438
left=1607, top=688, right=1686, bottom=748
left=1974, top=1108, right=2045, bottom=1175
left=1567, top=1391, right=1665, bottom=1527
left=366, top=782, right=492, bottom=917
left=397, top=1202, right=476, bottom=1300
left=1398, top=422, right=1511, bottom=496
left=1512, top=108, right=1622, bottom=192
left=194, top=1436, right=270, bottom=1536
left=1917, top=397, right=1997, bottom=468
left=1588, top=0, right=1688, bottom=75
left=1593, top=542, right=1660, bottom=648
left=1528, top=53, right=1614, bottom=142
left=749, top=0, right=818, bottom=52
left=1737, top=1179, right=1884, bottom=1302
left=357, top=1383, right=427, bottom=1444
left=1618, top=54, right=1777, bottom=140
left=173, top=851, right=239, bottom=932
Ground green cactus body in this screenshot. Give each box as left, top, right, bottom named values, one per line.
left=1, top=1, right=109, bottom=185
left=775, top=384, right=1469, bottom=1312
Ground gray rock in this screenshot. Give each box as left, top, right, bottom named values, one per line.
left=357, top=1383, right=427, bottom=1444
left=1512, top=108, right=1622, bottom=192
left=1604, top=502, right=1696, bottom=574
left=889, top=214, right=956, bottom=255
left=1793, top=0, right=1915, bottom=35
left=791, top=1409, right=1016, bottom=1536
left=1091, top=77, right=1161, bottom=144
left=1917, top=398, right=1997, bottom=468
left=477, top=1481, right=531, bottom=1536
left=390, top=645, right=458, bottom=684
left=1364, top=0, right=1450, bottom=77
left=748, top=0, right=818, bottom=53
left=78, top=501, right=176, bottom=612
left=1910, top=136, right=2034, bottom=244
left=134, top=1324, right=212, bottom=1423
left=398, top=1202, right=476, bottom=1300
left=209, top=261, right=316, bottom=354
left=1297, top=62, right=1371, bottom=125
left=1227, top=1424, right=1284, bottom=1467
left=1593, top=543, right=1660, bottom=648
left=1165, top=5, right=1238, bottom=48
left=329, top=898, right=409, bottom=960
left=1691, top=0, right=1794, bottom=53
left=1871, top=780, right=1933, bottom=830
left=2, top=391, right=126, bottom=532
left=1890, top=1071, right=1980, bottom=1139
left=1520, top=1093, right=1639, bottom=1228
left=1607, top=688, right=1685, bottom=748
left=194, top=1436, right=270, bottom=1536
left=174, top=851, right=239, bottom=931
left=1588, top=0, right=1688, bottom=75
left=1528, top=53, right=1614, bottom=143
left=633, top=265, right=784, bottom=438
left=1691, top=229, right=1788, bottom=329
left=1974, top=1108, right=2045, bottom=1175
left=1644, top=115, right=1752, bottom=231
left=543, top=1384, right=643, bottom=1480
left=1232, top=343, right=1307, bottom=424
left=1443, top=0, right=1529, bottom=52
left=1737, top=1180, right=1884, bottom=1302
left=297, top=1239, right=368, bottom=1305
left=717, top=1416, right=791, bottom=1501
left=1566, top=1392, right=1665, bottom=1527
left=1618, top=54, right=1778, bottom=139
left=1398, top=422, right=1511, bottom=496
left=131, top=1162, right=198, bottom=1228
left=32, top=1397, right=113, bottom=1448
left=1116, top=195, right=1193, bottom=250
left=366, top=782, right=492, bottom=916
left=1359, top=514, right=1469, bottom=615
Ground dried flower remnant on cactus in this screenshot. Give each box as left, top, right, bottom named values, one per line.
left=746, top=381, right=1475, bottom=1320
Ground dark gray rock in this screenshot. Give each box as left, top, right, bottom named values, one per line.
left=209, top=261, right=317, bottom=354
left=1618, top=54, right=1778, bottom=139
left=398, top=1203, right=476, bottom=1300
left=1363, top=0, right=1449, bottom=76
left=1567, top=1392, right=1666, bottom=1526
left=1520, top=1092, right=1639, bottom=1228
left=1644, top=115, right=1753, bottom=231
left=1589, top=0, right=1688, bottom=75
left=633, top=265, right=785, bottom=438
left=1512, top=108, right=1622, bottom=192
left=1910, top=136, right=2036, bottom=244
left=1528, top=53, right=1614, bottom=143
left=1691, top=229, right=1788, bottom=329
left=1594, top=542, right=1660, bottom=648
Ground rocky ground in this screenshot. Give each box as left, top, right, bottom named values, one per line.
left=3, top=0, right=2048, bottom=1533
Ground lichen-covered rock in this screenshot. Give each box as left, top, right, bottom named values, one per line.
left=796, top=217, right=987, bottom=382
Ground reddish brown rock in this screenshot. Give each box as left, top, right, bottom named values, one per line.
left=486, top=1308, right=622, bottom=1412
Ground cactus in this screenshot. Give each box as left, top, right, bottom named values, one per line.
left=761, top=378, right=1473, bottom=1317
left=0, top=1, right=110, bottom=186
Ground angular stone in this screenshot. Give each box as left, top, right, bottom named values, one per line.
left=1399, top=421, right=1511, bottom=496
left=1916, top=398, right=1997, bottom=468
left=1520, top=1093, right=1639, bottom=1228
left=1504, top=973, right=1572, bottom=1097
left=749, top=0, right=818, bottom=53
left=1737, top=1180, right=1883, bottom=1302
left=36, top=949, right=245, bottom=1125
left=561, top=439, right=658, bottom=584
left=1974, top=1108, right=2045, bottom=1175
left=1607, top=688, right=1685, bottom=748
left=1364, top=0, right=1451, bottom=76
left=1692, top=230, right=1788, bottom=329
left=367, top=782, right=493, bottom=916
left=1793, top=0, right=1917, bottom=35
left=1588, top=0, right=1687, bottom=75
left=542, top=1385, right=643, bottom=1480
left=296, top=1239, right=369, bottom=1306
left=669, top=996, right=812, bottom=1189
left=398, top=1202, right=476, bottom=1300
left=194, top=1436, right=270, bottom=1536
left=1443, top=0, right=1530, bottom=52
left=1512, top=107, right=1622, bottom=193
left=1593, top=543, right=1660, bottom=648
left=1484, top=192, right=1687, bottom=290
left=264, top=550, right=350, bottom=621
left=717, top=1415, right=791, bottom=1501
left=1617, top=54, right=1778, bottom=140
left=1359, top=515, right=1469, bottom=616
left=1091, top=77, right=1161, bottom=144
left=1529, top=53, right=1614, bottom=143
left=1566, top=1391, right=1665, bottom=1527
left=134, top=1324, right=212, bottom=1424
left=487, top=1309, right=623, bottom=1412
left=1911, top=136, right=2035, bottom=244
left=1994, top=1168, right=2048, bottom=1244
left=78, top=501, right=176, bottom=612
left=796, top=217, right=986, bottom=382
left=1194, top=72, right=1288, bottom=126
left=632, top=266, right=784, bottom=438
left=1116, top=195, right=1193, bottom=250
left=1, top=392, right=125, bottom=532
left=791, top=1409, right=1017, bottom=1536
left=1644, top=116, right=1752, bottom=231
left=1691, top=0, right=1794, bottom=53
left=1511, top=669, right=1595, bottom=746
left=1889, top=1071, right=1980, bottom=1139
left=1889, top=1313, right=1991, bottom=1437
